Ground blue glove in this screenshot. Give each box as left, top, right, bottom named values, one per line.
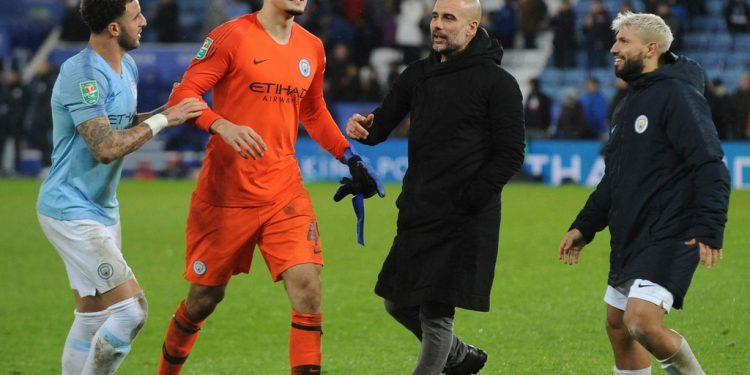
left=334, top=147, right=385, bottom=245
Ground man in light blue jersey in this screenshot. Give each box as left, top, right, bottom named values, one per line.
left=36, top=0, right=206, bottom=373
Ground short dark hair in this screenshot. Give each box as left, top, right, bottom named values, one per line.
left=80, top=0, right=134, bottom=34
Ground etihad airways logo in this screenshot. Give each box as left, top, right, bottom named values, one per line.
left=248, top=82, right=307, bottom=104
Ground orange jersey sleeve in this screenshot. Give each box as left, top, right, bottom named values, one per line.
left=172, top=14, right=349, bottom=206
left=299, top=42, right=349, bottom=160
left=168, top=19, right=240, bottom=131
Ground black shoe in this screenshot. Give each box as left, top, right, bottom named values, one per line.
left=444, top=345, right=487, bottom=375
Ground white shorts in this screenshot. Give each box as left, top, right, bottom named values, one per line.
left=38, top=213, right=133, bottom=297
left=604, top=278, right=675, bottom=313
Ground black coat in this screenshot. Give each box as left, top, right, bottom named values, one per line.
left=571, top=54, right=730, bottom=309
left=357, top=29, right=525, bottom=311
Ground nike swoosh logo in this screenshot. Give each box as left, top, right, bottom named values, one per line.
left=637, top=283, right=655, bottom=288
left=253, top=58, right=269, bottom=64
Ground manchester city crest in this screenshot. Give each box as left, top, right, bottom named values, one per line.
left=193, top=260, right=206, bottom=275
left=298, top=58, right=311, bottom=78
left=98, top=263, right=114, bottom=279
left=634, top=115, right=648, bottom=134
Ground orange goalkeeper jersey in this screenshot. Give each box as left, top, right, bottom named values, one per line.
left=169, top=13, right=349, bottom=206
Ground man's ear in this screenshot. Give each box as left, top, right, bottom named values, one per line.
left=467, top=20, right=479, bottom=37
left=107, top=22, right=120, bottom=37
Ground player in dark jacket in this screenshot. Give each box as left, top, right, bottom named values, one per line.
left=345, top=0, right=525, bottom=373
left=558, top=12, right=730, bottom=375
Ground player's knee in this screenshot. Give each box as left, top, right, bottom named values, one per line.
left=296, top=286, right=321, bottom=312
left=291, top=277, right=321, bottom=305
left=305, top=280, right=322, bottom=303
left=294, top=274, right=321, bottom=296
left=186, top=291, right=223, bottom=321
left=100, top=293, right=148, bottom=354
left=623, top=312, right=658, bottom=343
left=605, top=314, right=628, bottom=337
left=191, top=299, right=219, bottom=320
left=117, top=293, right=148, bottom=338
left=198, top=291, right=224, bottom=307
left=133, top=293, right=148, bottom=331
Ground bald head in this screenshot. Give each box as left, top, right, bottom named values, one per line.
left=431, top=0, right=482, bottom=61
left=436, top=0, right=482, bottom=21
left=465, top=0, right=482, bottom=21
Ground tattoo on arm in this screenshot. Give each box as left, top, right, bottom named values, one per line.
left=133, top=104, right=166, bottom=126
left=151, top=104, right=167, bottom=114
left=78, top=117, right=152, bottom=163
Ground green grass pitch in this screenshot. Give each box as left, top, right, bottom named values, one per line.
left=1, top=179, right=747, bottom=374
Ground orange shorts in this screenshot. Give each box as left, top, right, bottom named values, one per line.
left=184, top=187, right=323, bottom=285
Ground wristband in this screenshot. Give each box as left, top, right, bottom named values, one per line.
left=144, top=113, right=168, bottom=136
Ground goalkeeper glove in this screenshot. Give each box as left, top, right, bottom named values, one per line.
left=333, top=147, right=385, bottom=201
left=333, top=147, right=385, bottom=245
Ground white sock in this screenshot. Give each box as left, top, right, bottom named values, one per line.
left=62, top=309, right=110, bottom=375
left=81, top=294, right=148, bottom=375
left=614, top=366, right=652, bottom=374
left=659, top=337, right=705, bottom=375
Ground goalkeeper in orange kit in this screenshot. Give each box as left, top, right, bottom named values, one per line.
left=156, top=0, right=384, bottom=374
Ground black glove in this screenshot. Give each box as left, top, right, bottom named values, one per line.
left=333, top=153, right=384, bottom=202
left=333, top=148, right=385, bottom=245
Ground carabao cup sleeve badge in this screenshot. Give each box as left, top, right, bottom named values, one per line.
left=79, top=80, right=99, bottom=105
left=195, top=37, right=213, bottom=60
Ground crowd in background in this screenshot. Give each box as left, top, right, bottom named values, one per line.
left=0, top=60, right=58, bottom=176
left=1, top=0, right=750, bottom=177
left=525, top=73, right=750, bottom=140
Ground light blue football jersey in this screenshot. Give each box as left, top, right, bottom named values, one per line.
left=37, top=46, right=139, bottom=225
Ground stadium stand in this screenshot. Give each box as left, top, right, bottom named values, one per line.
left=1, top=0, right=748, bottom=178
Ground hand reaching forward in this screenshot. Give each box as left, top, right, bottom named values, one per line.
left=558, top=228, right=587, bottom=265
left=210, top=118, right=268, bottom=160
left=163, top=98, right=207, bottom=127
left=346, top=113, right=374, bottom=140
left=685, top=239, right=723, bottom=268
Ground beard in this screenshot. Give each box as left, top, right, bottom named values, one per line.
left=117, top=27, right=139, bottom=51
left=433, top=42, right=458, bottom=55
left=614, top=53, right=645, bottom=80
left=432, top=34, right=462, bottom=58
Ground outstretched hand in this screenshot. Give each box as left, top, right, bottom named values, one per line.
left=558, top=228, right=587, bottom=265
left=685, top=238, right=723, bottom=268
left=346, top=113, right=374, bottom=140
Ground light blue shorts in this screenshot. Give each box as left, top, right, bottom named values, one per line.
left=38, top=213, right=133, bottom=297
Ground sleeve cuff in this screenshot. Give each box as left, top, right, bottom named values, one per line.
left=195, top=111, right=222, bottom=133
left=696, top=235, right=723, bottom=249
left=570, top=221, right=596, bottom=244
left=693, top=224, right=725, bottom=249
